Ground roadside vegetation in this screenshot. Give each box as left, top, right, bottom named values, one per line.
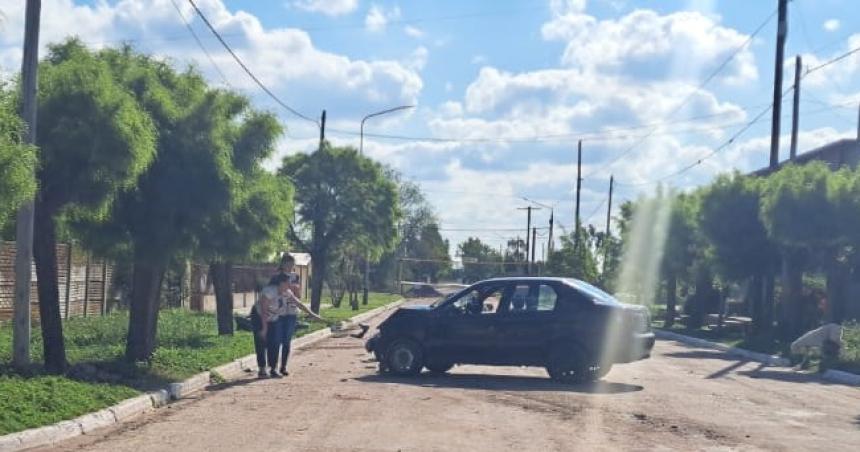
left=0, top=293, right=400, bottom=435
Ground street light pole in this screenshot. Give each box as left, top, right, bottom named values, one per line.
left=359, top=105, right=413, bottom=155
left=359, top=105, right=413, bottom=306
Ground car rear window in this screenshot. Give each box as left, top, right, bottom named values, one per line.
left=566, top=279, right=620, bottom=305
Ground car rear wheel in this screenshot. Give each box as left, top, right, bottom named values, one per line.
left=385, top=339, right=424, bottom=376
left=425, top=360, right=455, bottom=374
left=546, top=346, right=607, bottom=384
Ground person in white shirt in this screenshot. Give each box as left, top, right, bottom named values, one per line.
left=256, top=273, right=324, bottom=378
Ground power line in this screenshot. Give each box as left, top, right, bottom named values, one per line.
left=325, top=102, right=774, bottom=144
left=186, top=0, right=319, bottom=126
left=169, top=0, right=231, bottom=88
left=805, top=43, right=860, bottom=77
left=583, top=7, right=779, bottom=180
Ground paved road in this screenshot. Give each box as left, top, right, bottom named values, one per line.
left=41, top=303, right=859, bottom=452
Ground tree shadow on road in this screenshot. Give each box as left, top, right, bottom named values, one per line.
left=664, top=350, right=750, bottom=362
left=736, top=367, right=836, bottom=386
left=354, top=372, right=643, bottom=394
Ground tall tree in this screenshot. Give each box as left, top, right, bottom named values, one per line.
left=458, top=237, right=501, bottom=283
left=699, top=174, right=779, bottom=333
left=660, top=193, right=701, bottom=327
left=0, top=83, right=37, bottom=232
left=70, top=46, right=266, bottom=360
left=760, top=163, right=845, bottom=337
left=280, top=144, right=399, bottom=313
left=32, top=40, right=156, bottom=372
left=545, top=229, right=599, bottom=283
left=199, top=172, right=292, bottom=335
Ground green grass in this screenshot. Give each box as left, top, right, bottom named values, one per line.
left=834, top=321, right=860, bottom=374
left=0, top=376, right=137, bottom=435
left=0, top=292, right=401, bottom=436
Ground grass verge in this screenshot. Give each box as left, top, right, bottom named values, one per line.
left=0, top=292, right=401, bottom=436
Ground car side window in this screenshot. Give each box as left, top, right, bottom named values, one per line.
left=449, top=286, right=505, bottom=315
left=536, top=284, right=558, bottom=311
left=508, top=284, right=531, bottom=312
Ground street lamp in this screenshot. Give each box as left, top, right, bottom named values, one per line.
left=359, top=105, right=414, bottom=155
left=359, top=105, right=414, bottom=305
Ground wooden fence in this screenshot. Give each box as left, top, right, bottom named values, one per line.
left=0, top=241, right=112, bottom=322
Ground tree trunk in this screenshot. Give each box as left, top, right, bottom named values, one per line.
left=125, top=259, right=166, bottom=362
left=32, top=200, right=66, bottom=374
left=825, top=258, right=848, bottom=324
left=664, top=273, right=677, bottom=328
left=763, top=272, right=775, bottom=334
left=210, top=262, right=234, bottom=335
left=779, top=251, right=804, bottom=340
left=310, top=253, right=326, bottom=314
left=749, top=274, right=764, bottom=333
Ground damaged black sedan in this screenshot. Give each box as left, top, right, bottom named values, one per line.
left=366, top=277, right=654, bottom=384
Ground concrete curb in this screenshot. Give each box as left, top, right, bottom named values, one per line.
left=655, top=329, right=791, bottom=367
left=0, top=298, right=404, bottom=452
left=822, top=369, right=860, bottom=386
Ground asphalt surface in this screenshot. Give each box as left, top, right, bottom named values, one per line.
left=39, top=300, right=860, bottom=452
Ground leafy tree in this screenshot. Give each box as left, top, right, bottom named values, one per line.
left=699, top=173, right=778, bottom=333
left=199, top=171, right=292, bottom=335
left=32, top=40, right=156, bottom=372
left=660, top=193, right=702, bottom=327
left=372, top=171, right=448, bottom=290
left=760, top=163, right=846, bottom=336
left=544, top=229, right=599, bottom=282
left=70, top=47, right=266, bottom=361
left=280, top=144, right=399, bottom=313
left=458, top=237, right=501, bottom=283
left=0, top=83, right=37, bottom=232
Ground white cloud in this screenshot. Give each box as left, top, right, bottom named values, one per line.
left=407, top=46, right=428, bottom=71
left=823, top=19, right=840, bottom=32
left=550, top=0, right=587, bottom=16
left=404, top=25, right=424, bottom=38
left=365, top=4, right=401, bottom=32
left=801, top=34, right=860, bottom=88
left=0, top=0, right=423, bottom=114
left=291, top=0, right=358, bottom=16
left=471, top=54, right=488, bottom=65
left=542, top=8, right=757, bottom=85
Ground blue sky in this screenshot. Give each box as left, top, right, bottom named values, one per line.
left=1, top=0, right=859, bottom=254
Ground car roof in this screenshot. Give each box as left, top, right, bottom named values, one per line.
left=478, top=277, right=579, bottom=284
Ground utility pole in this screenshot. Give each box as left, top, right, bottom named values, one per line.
left=318, top=109, right=326, bottom=151
left=790, top=55, right=802, bottom=160
left=604, top=175, right=614, bottom=275
left=14, top=0, right=42, bottom=369
left=575, top=140, right=583, bottom=247
left=769, top=0, right=789, bottom=168
left=517, top=206, right=540, bottom=275
left=547, top=210, right=554, bottom=258
left=531, top=227, right=537, bottom=270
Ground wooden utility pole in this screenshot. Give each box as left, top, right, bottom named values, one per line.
left=518, top=206, right=540, bottom=275
left=531, top=227, right=537, bottom=270
left=769, top=0, right=789, bottom=168
left=575, top=140, right=583, bottom=247
left=318, top=109, right=326, bottom=151
left=603, top=175, right=614, bottom=275
left=547, top=210, right=554, bottom=258
left=13, top=0, right=42, bottom=369
left=790, top=55, right=802, bottom=160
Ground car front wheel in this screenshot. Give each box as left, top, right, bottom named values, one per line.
left=385, top=339, right=424, bottom=376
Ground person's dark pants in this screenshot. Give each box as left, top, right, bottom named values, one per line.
left=279, top=315, right=298, bottom=370
left=250, top=310, right=266, bottom=370
left=265, top=319, right=283, bottom=371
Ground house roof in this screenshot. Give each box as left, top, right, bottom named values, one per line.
left=751, top=138, right=860, bottom=177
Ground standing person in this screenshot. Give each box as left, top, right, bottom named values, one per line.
left=270, top=271, right=326, bottom=376
left=256, top=275, right=286, bottom=378
left=249, top=303, right=268, bottom=378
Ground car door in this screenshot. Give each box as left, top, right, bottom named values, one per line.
left=427, top=283, right=508, bottom=364
left=494, top=282, right=561, bottom=365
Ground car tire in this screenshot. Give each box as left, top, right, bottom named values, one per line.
left=425, top=361, right=455, bottom=374
left=546, top=345, right=606, bottom=384
left=385, top=339, right=424, bottom=376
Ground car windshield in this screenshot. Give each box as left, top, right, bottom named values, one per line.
left=566, top=279, right=620, bottom=305
left=430, top=288, right=468, bottom=308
